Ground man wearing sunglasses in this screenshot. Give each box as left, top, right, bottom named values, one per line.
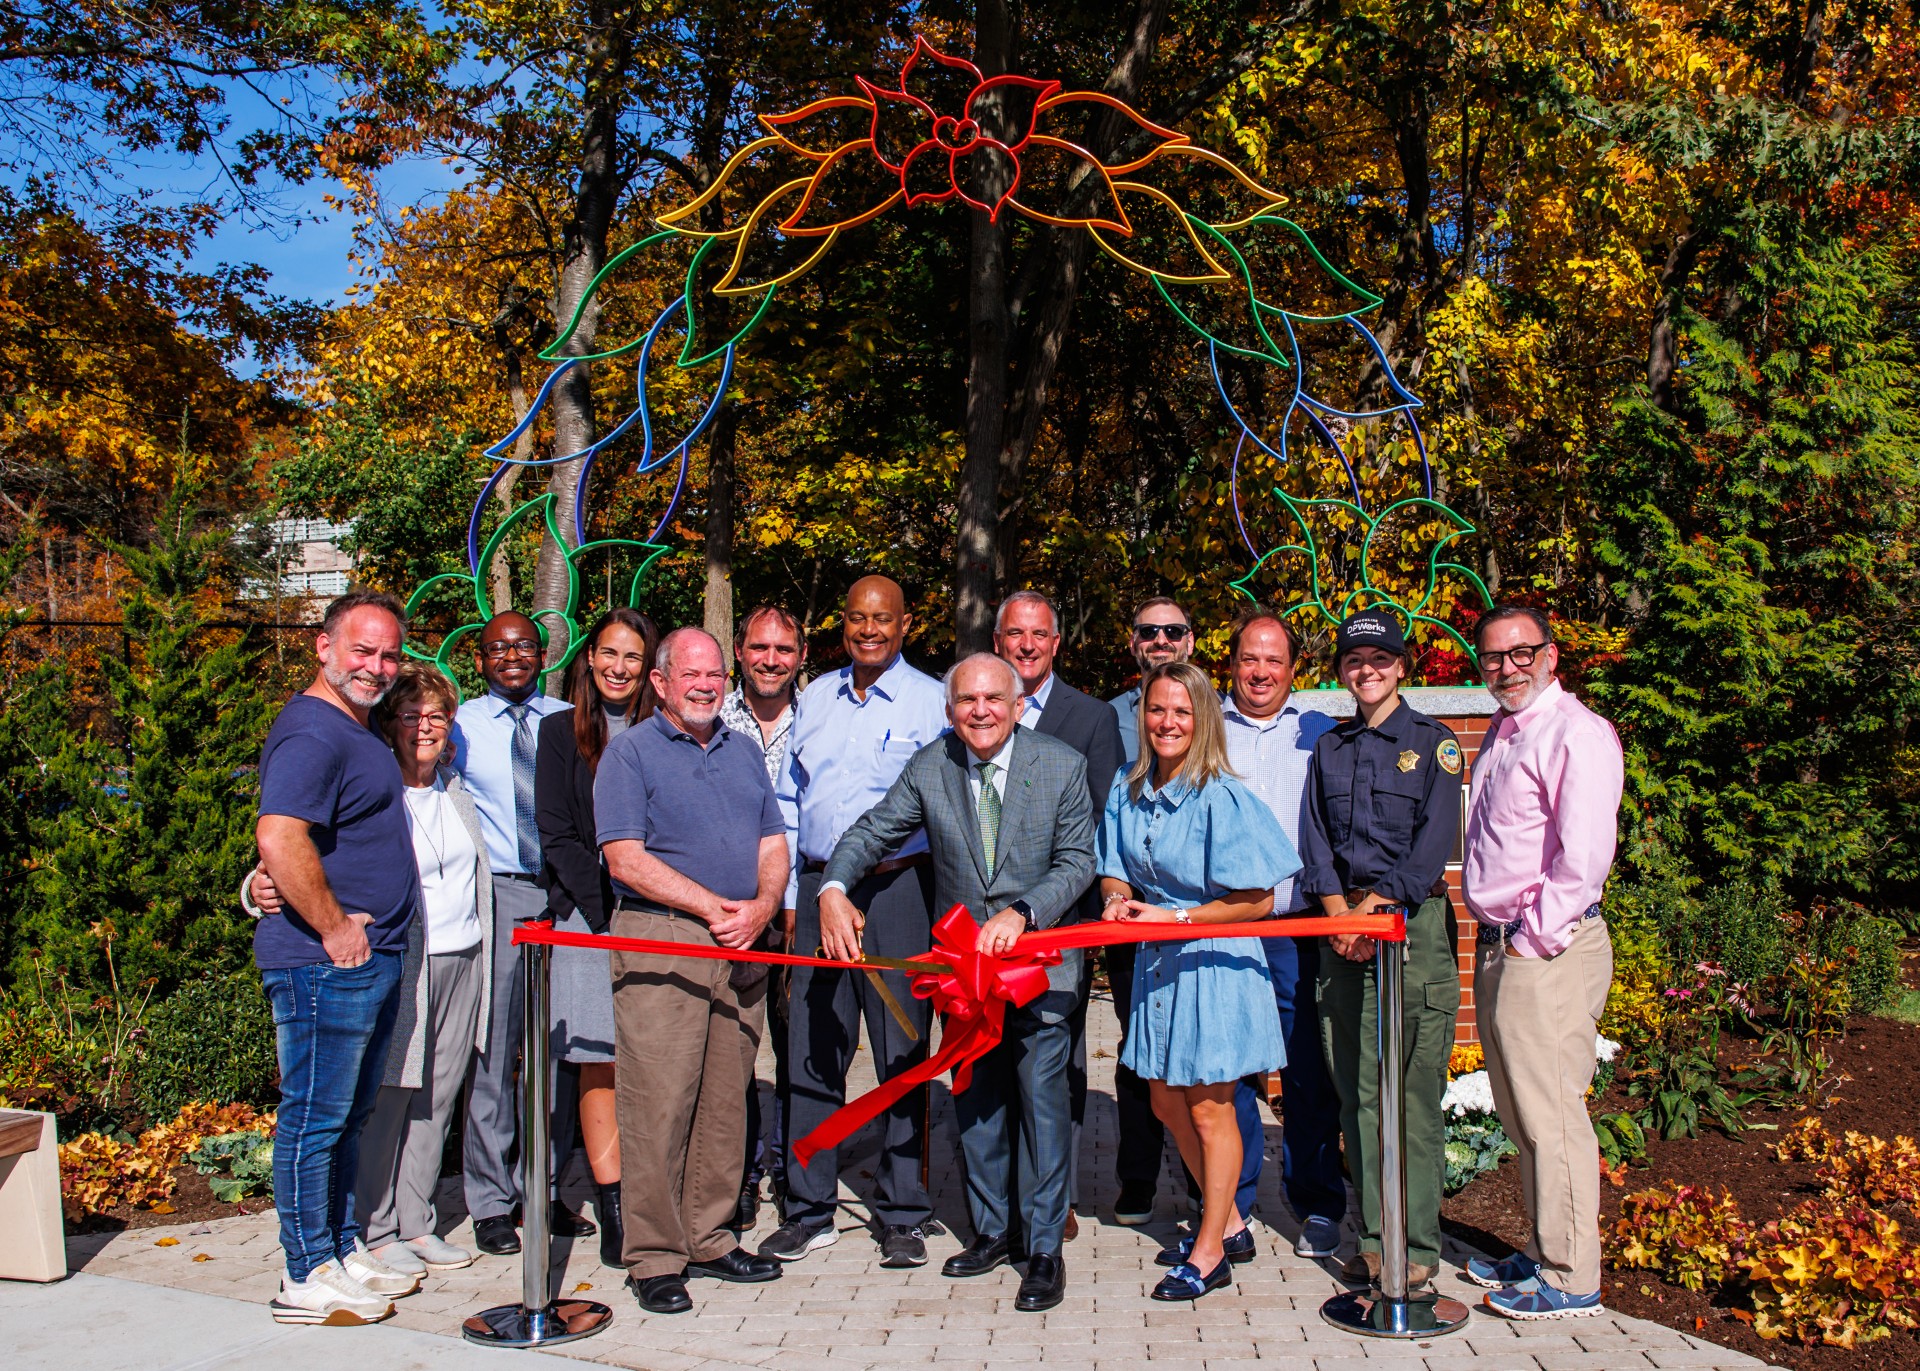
left=1460, top=606, right=1623, bottom=1320
left=1101, top=596, right=1192, bottom=1225
left=450, top=612, right=592, bottom=1256
left=1108, top=598, right=1195, bottom=769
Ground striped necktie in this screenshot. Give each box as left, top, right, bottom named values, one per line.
left=507, top=702, right=539, bottom=871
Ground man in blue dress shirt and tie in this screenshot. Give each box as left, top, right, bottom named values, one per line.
left=449, top=611, right=583, bottom=1256
left=762, top=576, right=949, bottom=1270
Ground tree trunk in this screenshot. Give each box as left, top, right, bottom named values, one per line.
left=953, top=0, right=1168, bottom=657
left=489, top=346, right=533, bottom=613
left=703, top=398, right=739, bottom=658
left=1647, top=229, right=1703, bottom=413
left=531, top=4, right=628, bottom=616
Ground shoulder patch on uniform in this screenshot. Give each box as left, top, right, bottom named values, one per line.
left=1396, top=749, right=1419, bottom=773
left=1437, top=739, right=1463, bottom=774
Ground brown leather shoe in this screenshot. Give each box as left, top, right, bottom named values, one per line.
left=1063, top=1211, right=1079, bottom=1242
left=1338, top=1251, right=1381, bottom=1285
left=1408, top=1261, right=1436, bottom=1291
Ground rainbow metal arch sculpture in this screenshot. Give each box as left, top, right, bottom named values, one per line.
left=407, top=34, right=1487, bottom=678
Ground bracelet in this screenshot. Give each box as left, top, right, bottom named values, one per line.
left=1102, top=891, right=1129, bottom=906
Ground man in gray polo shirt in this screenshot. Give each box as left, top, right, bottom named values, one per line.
left=595, top=628, right=789, bottom=1315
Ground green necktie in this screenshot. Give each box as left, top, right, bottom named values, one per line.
left=977, top=760, right=1002, bottom=876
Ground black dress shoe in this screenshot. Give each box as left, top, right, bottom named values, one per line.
left=686, top=1246, right=782, bottom=1283
left=941, top=1233, right=1012, bottom=1278
left=629, top=1273, right=691, bottom=1314
left=473, top=1215, right=520, bottom=1255
left=731, top=1181, right=759, bottom=1232
left=1016, top=1251, right=1066, bottom=1312
left=550, top=1203, right=596, bottom=1237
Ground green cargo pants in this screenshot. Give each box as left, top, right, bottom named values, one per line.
left=1318, top=893, right=1460, bottom=1269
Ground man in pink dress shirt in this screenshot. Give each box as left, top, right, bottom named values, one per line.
left=1459, top=605, right=1624, bottom=1321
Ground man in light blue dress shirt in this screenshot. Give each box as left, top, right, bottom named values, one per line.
left=761, top=576, right=949, bottom=1271
left=449, top=611, right=575, bottom=1254
left=1220, top=611, right=1345, bottom=1259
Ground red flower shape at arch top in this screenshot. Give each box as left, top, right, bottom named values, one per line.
left=856, top=37, right=1059, bottom=222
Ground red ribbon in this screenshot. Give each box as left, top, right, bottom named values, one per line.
left=512, top=905, right=1406, bottom=1166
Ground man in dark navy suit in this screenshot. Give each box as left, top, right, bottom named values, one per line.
left=994, top=591, right=1125, bottom=1239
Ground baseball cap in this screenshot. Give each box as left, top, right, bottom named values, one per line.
left=1333, top=609, right=1407, bottom=658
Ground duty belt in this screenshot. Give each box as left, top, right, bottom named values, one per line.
left=1477, top=902, right=1604, bottom=947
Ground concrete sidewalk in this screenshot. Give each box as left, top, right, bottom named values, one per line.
left=0, top=1272, right=564, bottom=1370
left=11, top=984, right=1769, bottom=1371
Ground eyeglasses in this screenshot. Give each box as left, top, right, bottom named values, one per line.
left=398, top=710, right=450, bottom=729
left=1478, top=642, right=1549, bottom=672
left=1133, top=623, right=1191, bottom=643
left=480, top=640, right=542, bottom=661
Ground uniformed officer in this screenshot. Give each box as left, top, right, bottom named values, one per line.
left=1298, top=609, right=1463, bottom=1295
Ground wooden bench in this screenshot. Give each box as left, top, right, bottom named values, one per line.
left=0, top=1108, right=65, bottom=1281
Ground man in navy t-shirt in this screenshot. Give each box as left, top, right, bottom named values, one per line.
left=253, top=590, right=420, bottom=1327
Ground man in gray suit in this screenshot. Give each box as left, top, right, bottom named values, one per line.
left=818, top=653, right=1095, bottom=1313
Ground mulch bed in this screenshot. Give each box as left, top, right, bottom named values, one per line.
left=1444, top=1007, right=1920, bottom=1370
left=71, top=1165, right=266, bottom=1234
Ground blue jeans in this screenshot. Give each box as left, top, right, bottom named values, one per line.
left=262, top=953, right=403, bottom=1281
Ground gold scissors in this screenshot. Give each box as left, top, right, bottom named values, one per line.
left=815, top=945, right=957, bottom=1043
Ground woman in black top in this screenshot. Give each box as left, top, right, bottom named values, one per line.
left=536, top=607, right=659, bottom=1268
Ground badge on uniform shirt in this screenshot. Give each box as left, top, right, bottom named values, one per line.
left=1437, top=739, right=1463, bottom=775
left=1397, top=749, right=1420, bottom=773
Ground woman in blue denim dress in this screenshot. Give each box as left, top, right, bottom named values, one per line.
left=1098, top=662, right=1300, bottom=1300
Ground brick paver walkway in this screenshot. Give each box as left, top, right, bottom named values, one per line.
left=63, top=986, right=1765, bottom=1370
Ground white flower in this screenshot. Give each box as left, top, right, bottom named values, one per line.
left=1596, top=1035, right=1620, bottom=1063
left=1443, top=1070, right=1496, bottom=1118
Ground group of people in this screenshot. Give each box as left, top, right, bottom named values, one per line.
left=246, top=576, right=1624, bottom=1332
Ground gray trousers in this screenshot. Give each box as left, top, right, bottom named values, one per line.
left=360, top=944, right=484, bottom=1247
left=956, top=977, right=1079, bottom=1253
left=785, top=864, right=934, bottom=1228
left=463, top=875, right=574, bottom=1220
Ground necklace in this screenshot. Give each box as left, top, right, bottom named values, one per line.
left=405, top=782, right=450, bottom=883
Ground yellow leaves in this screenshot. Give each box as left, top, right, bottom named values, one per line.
left=154, top=1237, right=178, bottom=1247
left=59, top=1101, right=276, bottom=1222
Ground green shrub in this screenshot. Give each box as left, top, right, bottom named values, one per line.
left=1443, top=1116, right=1517, bottom=1194
left=0, top=944, right=152, bottom=1135
left=131, top=971, right=279, bottom=1121
left=1802, top=903, right=1903, bottom=1017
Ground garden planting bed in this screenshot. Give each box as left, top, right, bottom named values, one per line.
left=71, top=1165, right=268, bottom=1233
left=1444, top=1006, right=1920, bottom=1371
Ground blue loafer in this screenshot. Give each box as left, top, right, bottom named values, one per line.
left=1484, top=1277, right=1604, bottom=1320
left=1154, top=1228, right=1256, bottom=1267
left=1464, top=1251, right=1539, bottom=1289
left=1151, top=1256, right=1232, bottom=1301
left=1293, top=1215, right=1342, bottom=1258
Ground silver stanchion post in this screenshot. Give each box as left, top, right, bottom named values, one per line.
left=1321, top=920, right=1469, bottom=1338
left=464, top=933, right=612, bottom=1348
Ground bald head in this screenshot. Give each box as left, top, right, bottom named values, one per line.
left=844, top=575, right=911, bottom=685
left=475, top=610, right=544, bottom=702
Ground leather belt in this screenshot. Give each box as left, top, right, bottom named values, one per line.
left=498, top=871, right=541, bottom=885
left=612, top=898, right=702, bottom=922
left=801, top=853, right=930, bottom=878
left=1477, top=902, right=1604, bottom=947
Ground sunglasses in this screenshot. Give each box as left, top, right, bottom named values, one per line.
left=1133, top=623, right=1192, bottom=643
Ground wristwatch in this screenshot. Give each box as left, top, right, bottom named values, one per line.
left=1010, top=899, right=1036, bottom=931
left=1173, top=907, right=1192, bottom=925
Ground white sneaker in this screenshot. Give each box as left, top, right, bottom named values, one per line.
left=270, top=1259, right=394, bottom=1325
left=345, top=1238, right=422, bottom=1297
left=404, top=1234, right=477, bottom=1271
left=370, top=1240, right=428, bottom=1276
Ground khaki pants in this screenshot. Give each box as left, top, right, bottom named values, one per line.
left=1476, top=917, right=1614, bottom=1294
left=611, top=909, right=766, bottom=1278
